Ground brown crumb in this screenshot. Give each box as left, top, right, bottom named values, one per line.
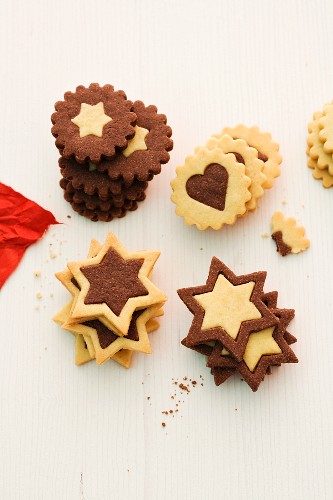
left=179, top=383, right=190, bottom=392
left=183, top=376, right=188, bottom=381
left=169, top=410, right=173, bottom=414
left=162, top=422, right=166, bottom=427
left=191, top=381, right=197, bottom=385
left=67, top=215, right=71, bottom=219
left=147, top=397, right=150, bottom=400
left=162, top=411, right=168, bottom=415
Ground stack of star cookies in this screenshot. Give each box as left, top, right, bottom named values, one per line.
left=53, top=233, right=167, bottom=367
left=51, top=83, right=173, bottom=221
left=307, top=103, right=333, bottom=188
left=171, top=126, right=281, bottom=230
left=178, top=258, right=297, bottom=391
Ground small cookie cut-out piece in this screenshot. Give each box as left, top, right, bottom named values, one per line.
left=271, top=211, right=310, bottom=256
left=170, top=147, right=251, bottom=230
left=178, top=258, right=298, bottom=392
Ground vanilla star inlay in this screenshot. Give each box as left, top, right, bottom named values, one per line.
left=71, top=102, right=112, bottom=138
left=194, top=275, right=262, bottom=340
left=243, top=327, right=282, bottom=372
left=122, top=125, right=149, bottom=157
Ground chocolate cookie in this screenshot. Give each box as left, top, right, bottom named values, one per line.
left=96, top=100, right=173, bottom=183
left=59, top=157, right=147, bottom=199
left=51, top=83, right=137, bottom=164
left=69, top=201, right=134, bottom=222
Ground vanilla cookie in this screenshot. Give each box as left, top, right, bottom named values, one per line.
left=202, top=134, right=267, bottom=211
left=307, top=157, right=333, bottom=188
left=318, top=103, right=333, bottom=153
left=170, top=147, right=251, bottom=230
left=271, top=211, right=310, bottom=256
left=307, top=110, right=333, bottom=175
left=220, top=125, right=281, bottom=189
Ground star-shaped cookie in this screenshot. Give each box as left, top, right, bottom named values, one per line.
left=207, top=308, right=298, bottom=391
left=178, top=257, right=278, bottom=362
left=68, top=233, right=167, bottom=335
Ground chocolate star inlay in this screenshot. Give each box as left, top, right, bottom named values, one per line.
left=84, top=310, right=141, bottom=349
left=81, top=247, right=148, bottom=316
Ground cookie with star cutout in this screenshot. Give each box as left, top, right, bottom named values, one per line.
left=178, top=259, right=298, bottom=391
left=51, top=83, right=137, bottom=164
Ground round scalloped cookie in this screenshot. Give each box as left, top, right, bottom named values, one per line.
left=201, top=134, right=266, bottom=212
left=51, top=83, right=136, bottom=164
left=69, top=201, right=138, bottom=222
left=60, top=178, right=146, bottom=211
left=170, top=147, right=251, bottom=230
left=307, top=157, right=333, bottom=189
left=307, top=110, right=333, bottom=175
left=318, top=103, right=333, bottom=153
left=96, top=100, right=173, bottom=184
left=59, top=157, right=147, bottom=200
left=218, top=125, right=281, bottom=189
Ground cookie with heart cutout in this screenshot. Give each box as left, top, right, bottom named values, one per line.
left=195, top=134, right=267, bottom=212
left=96, top=100, right=173, bottom=184
left=170, top=147, right=251, bottom=230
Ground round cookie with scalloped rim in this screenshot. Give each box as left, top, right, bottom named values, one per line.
left=307, top=110, right=333, bottom=175
left=170, top=147, right=251, bottom=230
left=217, top=125, right=281, bottom=189
left=199, top=134, right=267, bottom=212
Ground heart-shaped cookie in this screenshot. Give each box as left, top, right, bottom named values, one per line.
left=186, top=163, right=229, bottom=211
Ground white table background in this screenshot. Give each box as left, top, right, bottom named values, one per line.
left=1, top=1, right=333, bottom=499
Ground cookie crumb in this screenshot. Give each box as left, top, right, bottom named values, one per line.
left=67, top=215, right=71, bottom=219
left=261, top=233, right=269, bottom=239
left=34, top=271, right=41, bottom=277
left=36, top=292, right=43, bottom=299
left=282, top=199, right=287, bottom=205
left=162, top=422, right=166, bottom=427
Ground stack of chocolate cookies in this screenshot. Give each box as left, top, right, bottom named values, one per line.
left=178, top=258, right=298, bottom=391
left=51, top=84, right=173, bottom=221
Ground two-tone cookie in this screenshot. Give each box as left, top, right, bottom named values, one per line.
left=51, top=84, right=173, bottom=221
left=53, top=233, right=166, bottom=367
left=178, top=258, right=298, bottom=391
left=171, top=126, right=281, bottom=230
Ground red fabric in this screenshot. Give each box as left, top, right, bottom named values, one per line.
left=0, top=182, right=59, bottom=287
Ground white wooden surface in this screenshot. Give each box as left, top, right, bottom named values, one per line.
left=1, top=1, right=333, bottom=499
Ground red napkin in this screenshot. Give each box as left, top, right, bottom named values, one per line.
left=0, top=182, right=59, bottom=288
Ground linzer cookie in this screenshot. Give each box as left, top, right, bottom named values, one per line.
left=271, top=211, right=310, bottom=256
left=178, top=258, right=297, bottom=391
left=171, top=147, right=251, bottom=230
left=53, top=233, right=166, bottom=367
left=51, top=83, right=136, bottom=163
